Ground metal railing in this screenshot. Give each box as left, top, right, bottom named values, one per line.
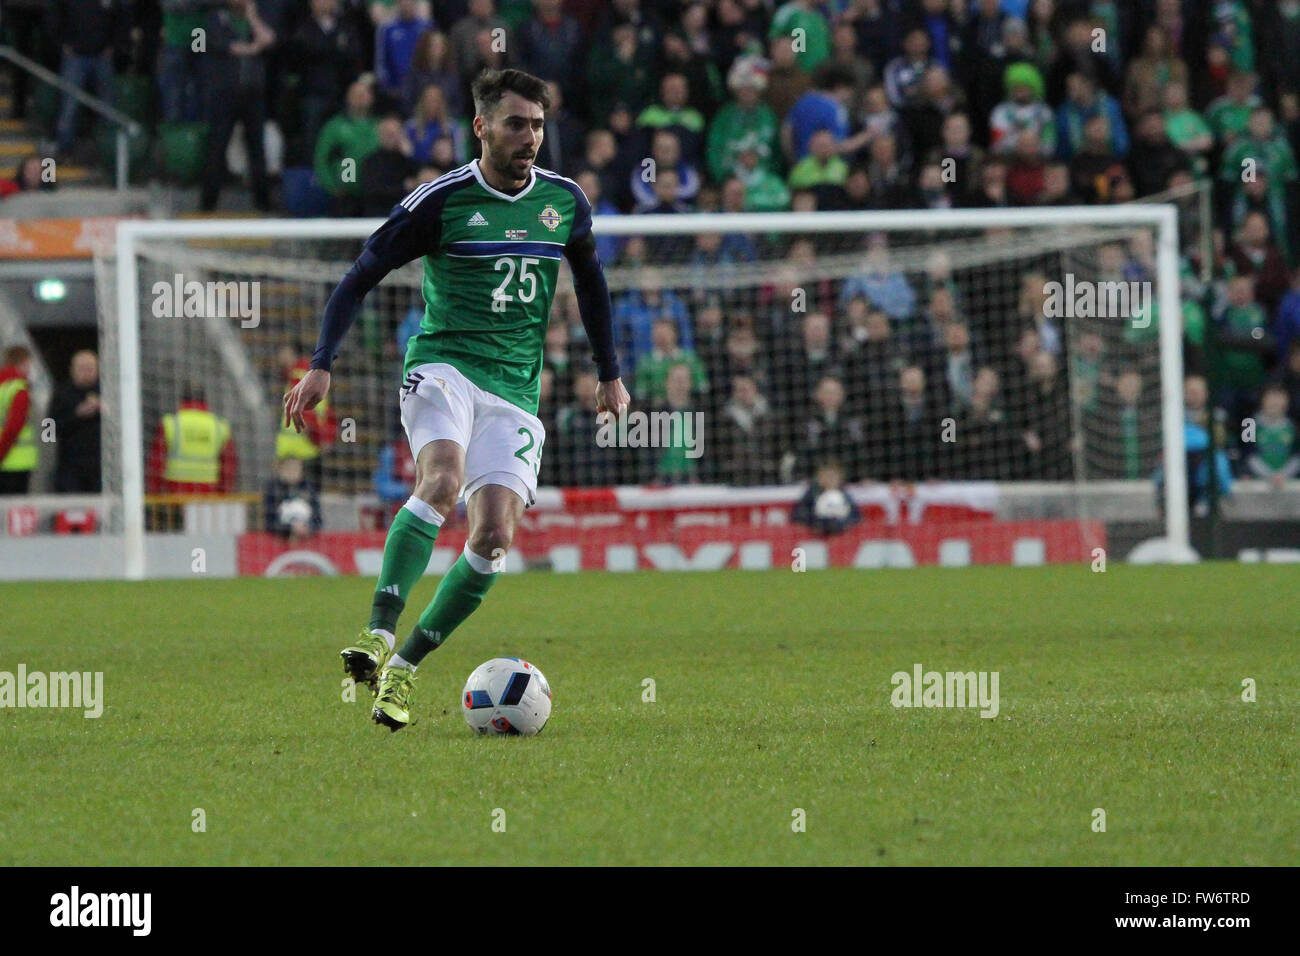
left=0, top=44, right=142, bottom=191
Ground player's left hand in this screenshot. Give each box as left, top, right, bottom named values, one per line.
left=595, top=377, right=630, bottom=424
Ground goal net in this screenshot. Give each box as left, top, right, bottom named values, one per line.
left=95, top=205, right=1187, bottom=578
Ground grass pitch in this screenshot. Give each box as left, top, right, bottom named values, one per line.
left=1, top=564, right=1296, bottom=866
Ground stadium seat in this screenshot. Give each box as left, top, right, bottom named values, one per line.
left=281, top=166, right=333, bottom=218
left=95, top=123, right=151, bottom=181
left=112, top=74, right=155, bottom=128
left=158, top=121, right=208, bottom=186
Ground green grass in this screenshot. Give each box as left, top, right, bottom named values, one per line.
left=1, top=564, right=1296, bottom=866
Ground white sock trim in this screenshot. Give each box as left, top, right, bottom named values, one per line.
left=387, top=654, right=414, bottom=671
left=403, top=496, right=445, bottom=527
left=372, top=628, right=395, bottom=651
left=463, top=544, right=505, bottom=574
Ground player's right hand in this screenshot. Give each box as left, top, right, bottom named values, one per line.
left=284, top=368, right=331, bottom=433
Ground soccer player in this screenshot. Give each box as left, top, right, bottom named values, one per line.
left=284, top=69, right=629, bottom=731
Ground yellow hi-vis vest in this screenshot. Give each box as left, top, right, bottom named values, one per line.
left=276, top=394, right=327, bottom=461
left=0, top=377, right=36, bottom=472
left=162, top=408, right=229, bottom=484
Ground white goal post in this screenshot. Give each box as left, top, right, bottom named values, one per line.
left=106, top=204, right=1187, bottom=579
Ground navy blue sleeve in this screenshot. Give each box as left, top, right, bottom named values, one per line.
left=310, top=197, right=442, bottom=371
left=563, top=187, right=621, bottom=383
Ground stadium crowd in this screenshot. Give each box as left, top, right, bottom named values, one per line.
left=2, top=0, right=1299, bottom=503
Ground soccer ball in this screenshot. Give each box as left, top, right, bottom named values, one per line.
left=461, top=658, right=552, bottom=736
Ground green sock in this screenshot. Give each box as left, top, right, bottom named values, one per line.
left=396, top=551, right=499, bottom=666
left=368, top=502, right=442, bottom=635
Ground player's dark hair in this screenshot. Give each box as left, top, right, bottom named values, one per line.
left=471, top=69, right=551, bottom=118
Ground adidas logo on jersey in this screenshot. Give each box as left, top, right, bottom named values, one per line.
left=467, top=211, right=488, bottom=226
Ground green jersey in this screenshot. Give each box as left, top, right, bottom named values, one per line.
left=313, top=160, right=620, bottom=415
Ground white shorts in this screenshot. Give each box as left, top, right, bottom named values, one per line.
left=399, top=362, right=544, bottom=508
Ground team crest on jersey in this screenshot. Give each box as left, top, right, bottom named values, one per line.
left=538, top=205, right=561, bottom=231
left=505, top=229, right=527, bottom=239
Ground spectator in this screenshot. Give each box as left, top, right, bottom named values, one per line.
left=147, top=384, right=238, bottom=495
left=1123, top=24, right=1189, bottom=120
left=649, top=363, right=702, bottom=485
left=792, top=459, right=861, bottom=535
left=1243, top=384, right=1298, bottom=489
left=514, top=0, right=584, bottom=105
left=1020, top=350, right=1073, bottom=479
left=840, top=234, right=916, bottom=321
left=1046, top=16, right=1120, bottom=105
left=375, top=0, right=433, bottom=105
left=1083, top=368, right=1152, bottom=480
left=360, top=116, right=419, bottom=216
left=637, top=73, right=707, bottom=164
left=841, top=303, right=905, bottom=419
left=1056, top=72, right=1128, bottom=161
left=883, top=26, right=936, bottom=110
left=1162, top=80, right=1213, bottom=174
left=1127, top=110, right=1190, bottom=198
left=791, top=375, right=866, bottom=482
left=904, top=65, right=964, bottom=160
left=0, top=156, right=55, bottom=199
left=404, top=84, right=468, bottom=166
left=612, top=269, right=692, bottom=371
left=630, top=130, right=700, bottom=210
left=587, top=23, right=656, bottom=127
left=1219, top=107, right=1298, bottom=234
left=199, top=0, right=275, bottom=212
left=764, top=34, right=813, bottom=122
left=634, top=319, right=708, bottom=406
left=1067, top=114, right=1125, bottom=204
left=1229, top=211, right=1290, bottom=315
left=707, top=54, right=779, bottom=185
left=990, top=61, right=1055, bottom=156
left=788, top=128, right=849, bottom=193
left=449, top=0, right=507, bottom=85
left=869, top=364, right=940, bottom=481
left=784, top=63, right=873, bottom=163
left=660, top=20, right=724, bottom=118
left=1168, top=375, right=1233, bottom=515
left=1205, top=70, right=1261, bottom=146
left=315, top=77, right=380, bottom=213
left=48, top=350, right=101, bottom=493
left=158, top=0, right=207, bottom=123
left=714, top=373, right=778, bottom=485
left=401, top=29, right=462, bottom=117
left=290, top=0, right=365, bottom=165
left=50, top=0, right=126, bottom=156
left=769, top=0, right=831, bottom=74
left=732, top=143, right=790, bottom=212
left=1212, top=274, right=1273, bottom=423
left=535, top=81, right=584, bottom=175
left=0, top=345, right=35, bottom=494
left=951, top=366, right=1018, bottom=480
left=263, top=455, right=321, bottom=542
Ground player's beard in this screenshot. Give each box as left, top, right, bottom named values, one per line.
left=485, top=138, right=534, bottom=184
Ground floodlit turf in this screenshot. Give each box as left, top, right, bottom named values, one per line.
left=0, top=564, right=1296, bottom=866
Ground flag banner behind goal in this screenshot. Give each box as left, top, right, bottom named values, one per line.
left=94, top=208, right=1186, bottom=579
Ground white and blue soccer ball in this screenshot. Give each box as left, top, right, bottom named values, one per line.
left=461, top=658, right=552, bottom=736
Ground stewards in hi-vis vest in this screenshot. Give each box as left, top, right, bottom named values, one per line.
left=0, top=345, right=36, bottom=495
left=147, top=386, right=238, bottom=494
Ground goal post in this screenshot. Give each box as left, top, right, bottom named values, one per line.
left=102, top=204, right=1188, bottom=580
